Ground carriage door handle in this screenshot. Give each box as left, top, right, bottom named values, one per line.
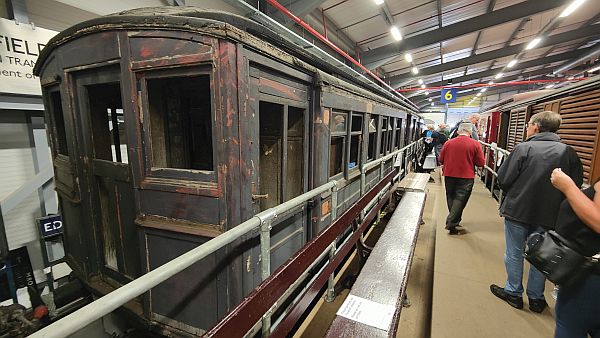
left=251, top=182, right=268, bottom=200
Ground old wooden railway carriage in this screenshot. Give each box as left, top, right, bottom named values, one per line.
left=491, top=77, right=600, bottom=185
left=33, top=7, right=421, bottom=335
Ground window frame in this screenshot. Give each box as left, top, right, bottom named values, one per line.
left=348, top=111, right=363, bottom=174
left=329, top=110, right=348, bottom=179
left=138, top=65, right=218, bottom=183
left=366, top=115, right=379, bottom=163
left=43, top=85, right=70, bottom=158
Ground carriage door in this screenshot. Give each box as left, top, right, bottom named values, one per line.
left=247, top=65, right=310, bottom=281
left=73, top=67, right=139, bottom=282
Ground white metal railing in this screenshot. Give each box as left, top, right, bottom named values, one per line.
left=478, top=140, right=510, bottom=201
left=30, top=140, right=423, bottom=338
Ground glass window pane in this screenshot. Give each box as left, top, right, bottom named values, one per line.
left=332, top=112, right=347, bottom=133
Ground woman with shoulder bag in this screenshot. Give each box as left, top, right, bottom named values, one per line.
left=550, top=168, right=600, bottom=338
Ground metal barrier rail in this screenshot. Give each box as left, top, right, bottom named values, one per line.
left=478, top=140, right=510, bottom=201
left=30, top=140, right=423, bottom=338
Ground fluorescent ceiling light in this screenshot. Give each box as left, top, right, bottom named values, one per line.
left=507, top=59, right=518, bottom=68
left=390, top=26, right=402, bottom=41
left=418, top=79, right=424, bottom=84
left=559, top=0, right=587, bottom=18
left=404, top=53, right=413, bottom=62
left=495, top=73, right=504, bottom=79
left=526, top=37, right=542, bottom=50
left=588, top=65, right=600, bottom=72
left=412, top=67, right=419, bottom=74
left=374, top=0, right=385, bottom=5
left=420, top=84, right=426, bottom=88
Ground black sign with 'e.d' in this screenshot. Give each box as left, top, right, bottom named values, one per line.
left=38, top=215, right=63, bottom=238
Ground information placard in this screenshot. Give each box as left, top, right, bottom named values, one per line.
left=0, top=18, right=57, bottom=95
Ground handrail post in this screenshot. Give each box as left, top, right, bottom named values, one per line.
left=325, top=183, right=338, bottom=303
left=325, top=242, right=336, bottom=302
left=258, top=209, right=277, bottom=337
left=360, top=168, right=366, bottom=196
left=484, top=144, right=490, bottom=188
left=491, top=147, right=498, bottom=198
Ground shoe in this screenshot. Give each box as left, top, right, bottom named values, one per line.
left=445, top=224, right=462, bottom=230
left=490, top=284, right=523, bottom=309
left=528, top=298, right=548, bottom=313
left=448, top=227, right=459, bottom=235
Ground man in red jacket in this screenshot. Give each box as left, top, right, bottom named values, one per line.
left=438, top=122, right=485, bottom=234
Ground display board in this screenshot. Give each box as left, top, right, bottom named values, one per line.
left=0, top=18, right=57, bottom=95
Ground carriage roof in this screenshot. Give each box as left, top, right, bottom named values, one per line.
left=34, top=6, right=419, bottom=114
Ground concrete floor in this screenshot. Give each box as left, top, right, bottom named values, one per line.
left=296, top=168, right=557, bottom=337
left=427, top=169, right=556, bottom=338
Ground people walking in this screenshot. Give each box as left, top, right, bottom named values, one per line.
left=438, top=122, right=485, bottom=235
left=490, top=111, right=583, bottom=314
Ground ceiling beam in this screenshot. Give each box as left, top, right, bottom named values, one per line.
left=285, top=0, right=328, bottom=18
left=362, top=0, right=567, bottom=69
left=269, top=0, right=326, bottom=20
left=464, top=0, right=496, bottom=76
left=378, top=1, right=395, bottom=26
left=387, top=24, right=600, bottom=87
left=415, top=85, right=526, bottom=107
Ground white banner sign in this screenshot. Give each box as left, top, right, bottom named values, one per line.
left=0, top=18, right=57, bottom=96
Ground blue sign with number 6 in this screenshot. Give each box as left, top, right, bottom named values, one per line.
left=440, top=88, right=457, bottom=103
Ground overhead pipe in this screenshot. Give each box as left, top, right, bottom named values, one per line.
left=264, top=0, right=419, bottom=109
left=553, top=44, right=600, bottom=75
left=395, top=78, right=586, bottom=92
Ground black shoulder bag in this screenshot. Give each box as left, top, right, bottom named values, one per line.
left=524, top=230, right=599, bottom=286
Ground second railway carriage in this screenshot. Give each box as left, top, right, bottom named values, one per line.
left=33, top=7, right=422, bottom=336
left=495, top=77, right=600, bottom=184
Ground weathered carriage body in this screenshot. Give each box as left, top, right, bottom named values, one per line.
left=34, top=8, right=420, bottom=335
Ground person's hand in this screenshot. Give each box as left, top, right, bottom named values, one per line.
left=550, top=168, right=576, bottom=192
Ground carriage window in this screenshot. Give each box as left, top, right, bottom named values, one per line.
left=286, top=107, right=305, bottom=201
left=367, top=116, right=378, bottom=161
left=147, top=75, right=213, bottom=171
left=259, top=102, right=306, bottom=210
left=386, top=118, right=393, bottom=153
left=87, top=83, right=128, bottom=163
left=380, top=117, right=388, bottom=156
left=330, top=111, right=347, bottom=177
left=349, top=113, right=362, bottom=170
left=49, top=91, right=69, bottom=156
left=395, top=118, right=403, bottom=149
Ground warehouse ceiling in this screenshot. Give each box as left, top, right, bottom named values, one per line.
left=24, top=0, right=600, bottom=110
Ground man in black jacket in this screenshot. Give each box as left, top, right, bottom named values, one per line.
left=490, top=111, right=583, bottom=314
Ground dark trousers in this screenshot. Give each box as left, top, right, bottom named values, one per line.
left=444, top=177, right=474, bottom=227
left=555, top=274, right=600, bottom=338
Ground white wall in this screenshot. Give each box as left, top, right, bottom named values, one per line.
left=446, top=107, right=480, bottom=128
left=0, top=112, right=48, bottom=282
left=420, top=112, right=446, bottom=126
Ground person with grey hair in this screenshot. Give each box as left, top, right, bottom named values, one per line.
left=449, top=113, right=480, bottom=140
left=490, top=111, right=583, bottom=314
left=438, top=122, right=485, bottom=235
